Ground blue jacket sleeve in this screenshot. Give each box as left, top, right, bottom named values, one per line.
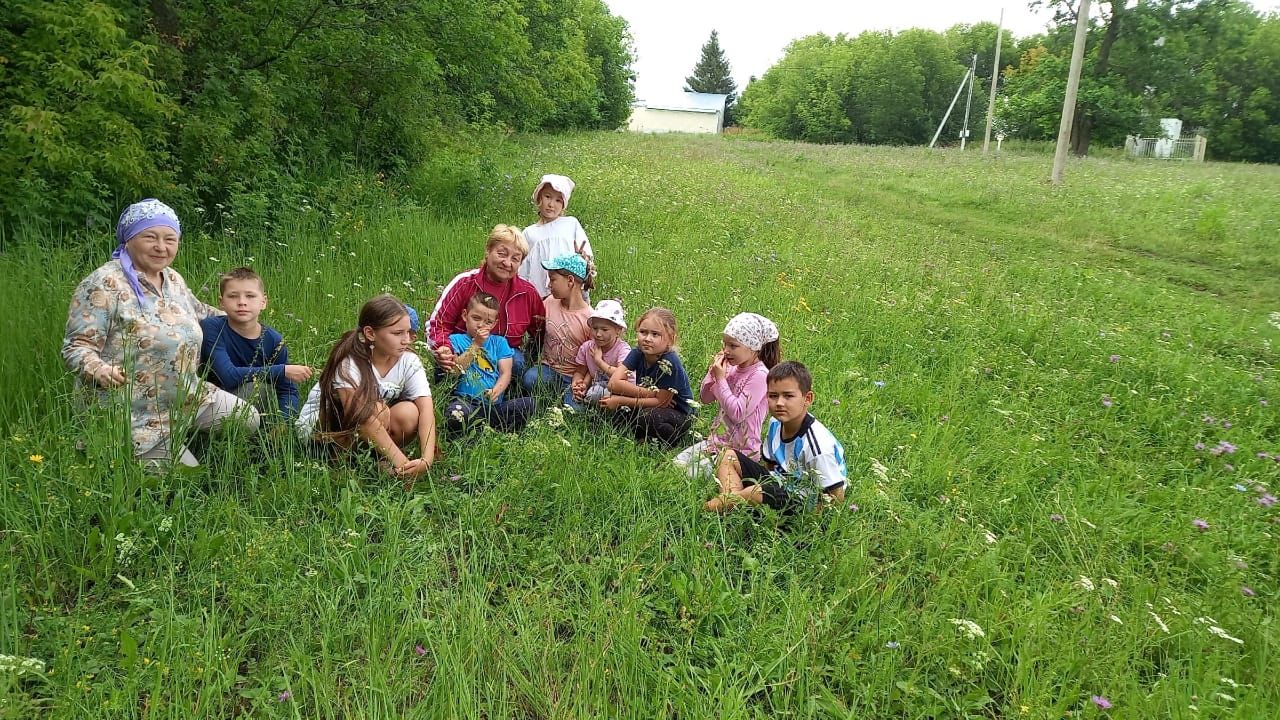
left=203, top=318, right=265, bottom=390
left=270, top=338, right=300, bottom=420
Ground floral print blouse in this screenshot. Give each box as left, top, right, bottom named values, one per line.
left=62, top=260, right=220, bottom=455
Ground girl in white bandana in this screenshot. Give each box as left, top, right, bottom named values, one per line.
left=673, top=312, right=781, bottom=479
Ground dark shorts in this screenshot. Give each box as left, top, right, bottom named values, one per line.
left=734, top=450, right=844, bottom=514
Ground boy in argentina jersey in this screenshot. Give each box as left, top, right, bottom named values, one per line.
left=705, top=361, right=847, bottom=513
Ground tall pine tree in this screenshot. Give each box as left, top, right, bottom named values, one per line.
left=684, top=30, right=737, bottom=125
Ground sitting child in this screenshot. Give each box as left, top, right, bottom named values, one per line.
left=705, top=361, right=847, bottom=513
left=674, top=312, right=780, bottom=479
left=602, top=307, right=694, bottom=449
left=522, top=254, right=593, bottom=403
left=444, top=292, right=536, bottom=435
left=295, top=294, right=436, bottom=481
left=569, top=299, right=631, bottom=408
left=200, top=267, right=312, bottom=421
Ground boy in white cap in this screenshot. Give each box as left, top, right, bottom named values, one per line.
left=520, top=174, right=594, bottom=297
left=570, top=299, right=632, bottom=408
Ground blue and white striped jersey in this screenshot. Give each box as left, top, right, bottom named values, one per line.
left=763, top=413, right=847, bottom=492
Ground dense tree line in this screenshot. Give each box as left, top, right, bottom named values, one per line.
left=1, top=0, right=635, bottom=234
left=740, top=0, right=1280, bottom=163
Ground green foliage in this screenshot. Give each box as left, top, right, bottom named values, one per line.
left=0, top=0, right=635, bottom=237
left=683, top=29, right=737, bottom=125
left=0, top=1, right=176, bottom=232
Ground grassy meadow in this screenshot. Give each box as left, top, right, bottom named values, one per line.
left=2, top=133, right=1279, bottom=718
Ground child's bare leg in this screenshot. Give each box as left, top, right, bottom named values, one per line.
left=715, top=451, right=745, bottom=495
left=387, top=402, right=420, bottom=446
left=733, top=484, right=765, bottom=506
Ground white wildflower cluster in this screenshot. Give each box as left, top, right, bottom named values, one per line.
left=0, top=654, right=45, bottom=675
left=114, top=532, right=139, bottom=566
left=949, top=618, right=985, bottom=639
left=158, top=516, right=173, bottom=533
left=870, top=458, right=890, bottom=482
left=1076, top=575, right=1096, bottom=592
left=1268, top=311, right=1280, bottom=330
left=1194, top=616, right=1244, bottom=645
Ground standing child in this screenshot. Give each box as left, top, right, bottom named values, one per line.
left=602, top=307, right=694, bottom=449
left=523, top=254, right=594, bottom=402
left=705, top=361, right=847, bottom=513
left=674, top=313, right=780, bottom=478
left=443, top=292, right=536, bottom=435
left=296, top=295, right=436, bottom=480
left=519, top=174, right=594, bottom=297
left=569, top=299, right=631, bottom=407
left=200, top=267, right=312, bottom=421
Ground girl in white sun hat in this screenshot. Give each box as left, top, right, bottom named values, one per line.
left=519, top=173, right=595, bottom=298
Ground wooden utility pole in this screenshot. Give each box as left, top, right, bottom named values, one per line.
left=1051, top=0, right=1091, bottom=184
left=982, top=9, right=1004, bottom=154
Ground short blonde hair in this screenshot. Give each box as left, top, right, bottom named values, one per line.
left=486, top=224, right=529, bottom=258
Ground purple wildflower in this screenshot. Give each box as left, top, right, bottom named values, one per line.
left=278, top=691, right=292, bottom=703
left=1108, top=354, right=1120, bottom=363
left=1203, top=415, right=1216, bottom=424
left=414, top=644, right=426, bottom=656
left=1257, top=452, right=1272, bottom=460
left=848, top=503, right=860, bottom=512
left=1219, top=441, right=1237, bottom=454
left=1091, top=695, right=1113, bottom=711
left=449, top=474, right=462, bottom=483
left=1241, top=586, right=1257, bottom=597
left=1222, top=420, right=1232, bottom=429
left=1101, top=395, right=1113, bottom=408
left=1195, top=442, right=1206, bottom=451
left=1050, top=513, right=1065, bottom=523
left=1258, top=493, right=1277, bottom=508
left=1193, top=518, right=1210, bottom=531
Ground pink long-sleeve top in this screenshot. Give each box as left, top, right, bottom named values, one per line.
left=699, top=359, right=769, bottom=459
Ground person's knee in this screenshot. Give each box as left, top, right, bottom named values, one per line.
left=242, top=406, right=262, bottom=433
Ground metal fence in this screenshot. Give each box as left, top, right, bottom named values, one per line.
left=1125, top=134, right=1207, bottom=161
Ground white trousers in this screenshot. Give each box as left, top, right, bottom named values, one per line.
left=139, top=387, right=261, bottom=467
left=672, top=440, right=717, bottom=480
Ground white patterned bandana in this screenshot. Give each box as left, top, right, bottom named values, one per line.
left=115, top=198, right=181, bottom=244
left=724, top=313, right=779, bottom=352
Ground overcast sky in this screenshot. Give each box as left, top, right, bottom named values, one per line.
left=604, top=1, right=1280, bottom=102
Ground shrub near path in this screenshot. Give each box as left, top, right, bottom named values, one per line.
left=1, top=133, right=1277, bottom=717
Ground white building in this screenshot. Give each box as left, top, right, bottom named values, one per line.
left=627, top=92, right=728, bottom=134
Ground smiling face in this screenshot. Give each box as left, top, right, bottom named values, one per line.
left=464, top=302, right=498, bottom=340
left=536, top=185, right=565, bottom=223
left=721, top=334, right=758, bottom=366
left=124, top=226, right=180, bottom=277
left=766, top=376, right=814, bottom=428
left=362, top=313, right=412, bottom=360
left=635, top=315, right=673, bottom=358
left=590, top=318, right=621, bottom=349
left=484, top=241, right=524, bottom=283
left=219, top=278, right=267, bottom=326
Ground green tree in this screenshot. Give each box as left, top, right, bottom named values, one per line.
left=684, top=30, right=737, bottom=125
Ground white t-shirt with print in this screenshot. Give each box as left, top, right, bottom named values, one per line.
left=296, top=352, right=431, bottom=437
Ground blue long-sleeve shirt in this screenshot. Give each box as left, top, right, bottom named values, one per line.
left=199, top=316, right=299, bottom=419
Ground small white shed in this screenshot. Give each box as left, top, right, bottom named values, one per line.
left=627, top=92, right=728, bottom=134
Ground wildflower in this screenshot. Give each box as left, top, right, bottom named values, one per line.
left=28, top=454, right=43, bottom=463
left=1076, top=576, right=1095, bottom=592
left=414, top=644, right=426, bottom=656
left=1108, top=614, right=1124, bottom=624
left=1258, top=493, right=1276, bottom=507
left=1232, top=483, right=1248, bottom=492
left=1148, top=611, right=1170, bottom=633
left=1101, top=395, right=1113, bottom=408
left=1261, top=399, right=1269, bottom=406
left=1091, top=695, right=1113, bottom=710
left=870, top=458, right=889, bottom=482
left=1207, top=625, right=1243, bottom=644
left=949, top=618, right=985, bottom=639
left=1050, top=513, right=1065, bottom=522
left=1221, top=420, right=1232, bottom=429
left=1224, top=464, right=1234, bottom=471
left=847, top=503, right=859, bottom=512
left=831, top=399, right=841, bottom=405
left=884, top=641, right=900, bottom=649
left=1101, top=577, right=1118, bottom=588
left=278, top=691, right=292, bottom=702
left=0, top=654, right=46, bottom=675
left=1195, top=442, right=1206, bottom=451
left=983, top=531, right=997, bottom=544
left=1192, top=518, right=1210, bottom=531
left=873, top=380, right=886, bottom=388
left=1241, top=586, right=1256, bottom=597
left=939, top=414, right=949, bottom=423
left=1108, top=354, right=1120, bottom=362
left=448, top=474, right=462, bottom=483
left=1203, top=415, right=1215, bottom=424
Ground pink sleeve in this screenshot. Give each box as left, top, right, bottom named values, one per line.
left=715, top=369, right=768, bottom=424
left=699, top=369, right=717, bottom=403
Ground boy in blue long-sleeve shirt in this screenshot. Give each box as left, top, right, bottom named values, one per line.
left=200, top=268, right=312, bottom=421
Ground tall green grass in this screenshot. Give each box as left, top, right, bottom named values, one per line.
left=2, top=133, right=1277, bottom=717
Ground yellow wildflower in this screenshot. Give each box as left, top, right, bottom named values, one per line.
left=29, top=454, right=43, bottom=463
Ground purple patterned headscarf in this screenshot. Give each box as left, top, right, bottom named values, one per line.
left=113, top=199, right=181, bottom=305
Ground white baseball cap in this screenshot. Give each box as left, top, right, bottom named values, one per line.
left=532, top=174, right=575, bottom=209
left=589, top=299, right=626, bottom=330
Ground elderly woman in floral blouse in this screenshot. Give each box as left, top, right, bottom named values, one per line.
left=62, top=199, right=260, bottom=466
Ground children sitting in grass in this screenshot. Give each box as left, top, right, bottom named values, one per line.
left=602, top=307, right=694, bottom=449
left=199, top=267, right=312, bottom=422
left=674, top=312, right=780, bottom=479
left=569, top=299, right=631, bottom=408
left=522, top=254, right=594, bottom=403
left=705, top=361, right=847, bottom=513
left=443, top=292, right=536, bottom=435
left=520, top=174, right=594, bottom=298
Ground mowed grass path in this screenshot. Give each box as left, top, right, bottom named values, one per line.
left=2, top=133, right=1278, bottom=717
